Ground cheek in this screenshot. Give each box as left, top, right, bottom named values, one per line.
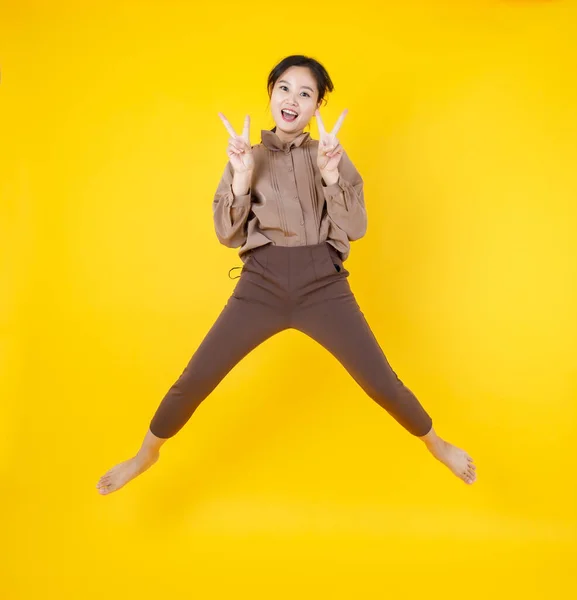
left=270, top=92, right=282, bottom=107
left=301, top=106, right=315, bottom=122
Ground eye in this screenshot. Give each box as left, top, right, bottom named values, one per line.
left=301, top=92, right=310, bottom=97
left=280, top=85, right=288, bottom=91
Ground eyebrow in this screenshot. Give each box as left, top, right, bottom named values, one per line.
left=278, top=79, right=315, bottom=93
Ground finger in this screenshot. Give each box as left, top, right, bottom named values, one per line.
left=229, top=137, right=246, bottom=152
left=231, top=140, right=250, bottom=154
left=315, top=109, right=327, bottom=137
left=327, top=143, right=342, bottom=157
left=227, top=140, right=242, bottom=154
left=321, top=136, right=338, bottom=154
left=218, top=112, right=237, bottom=138
left=330, top=109, right=348, bottom=137
left=228, top=143, right=244, bottom=156
left=242, top=115, right=250, bottom=144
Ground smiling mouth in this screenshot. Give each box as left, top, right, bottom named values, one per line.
left=281, top=109, right=298, bottom=122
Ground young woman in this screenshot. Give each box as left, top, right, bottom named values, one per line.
left=97, top=55, right=476, bottom=495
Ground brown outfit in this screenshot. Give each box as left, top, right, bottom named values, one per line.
left=148, top=130, right=433, bottom=440
left=212, top=128, right=367, bottom=261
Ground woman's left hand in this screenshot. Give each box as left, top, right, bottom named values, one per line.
left=315, top=108, right=348, bottom=176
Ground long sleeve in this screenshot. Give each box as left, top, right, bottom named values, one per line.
left=321, top=150, right=367, bottom=241
left=212, top=161, right=252, bottom=248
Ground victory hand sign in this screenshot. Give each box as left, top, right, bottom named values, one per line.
left=315, top=108, right=348, bottom=185
left=218, top=113, right=254, bottom=174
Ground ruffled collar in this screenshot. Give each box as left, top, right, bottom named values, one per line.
left=261, top=128, right=311, bottom=152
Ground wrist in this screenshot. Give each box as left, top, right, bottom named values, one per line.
left=232, top=169, right=253, bottom=196
left=321, top=170, right=339, bottom=186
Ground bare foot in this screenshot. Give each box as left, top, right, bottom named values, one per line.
left=96, top=451, right=159, bottom=495
left=420, top=428, right=476, bottom=484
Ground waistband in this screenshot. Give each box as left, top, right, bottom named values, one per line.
left=251, top=241, right=331, bottom=256
left=228, top=242, right=339, bottom=279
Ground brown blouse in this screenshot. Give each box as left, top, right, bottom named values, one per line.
left=212, top=128, right=367, bottom=262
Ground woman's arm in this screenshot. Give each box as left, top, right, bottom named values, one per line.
left=212, top=161, right=253, bottom=248
left=321, top=150, right=367, bottom=241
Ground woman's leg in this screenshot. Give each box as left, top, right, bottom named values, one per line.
left=149, top=294, right=288, bottom=438
left=295, top=285, right=433, bottom=436
left=293, top=280, right=476, bottom=484
left=97, top=292, right=288, bottom=495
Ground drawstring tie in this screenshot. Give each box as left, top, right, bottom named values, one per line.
left=228, top=266, right=242, bottom=280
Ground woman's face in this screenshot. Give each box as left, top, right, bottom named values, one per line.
left=270, top=66, right=320, bottom=137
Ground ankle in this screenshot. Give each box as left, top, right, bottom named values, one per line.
left=418, top=426, right=442, bottom=448
left=136, top=446, right=160, bottom=461
left=136, top=428, right=167, bottom=458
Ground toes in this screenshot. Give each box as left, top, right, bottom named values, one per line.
left=101, top=482, right=117, bottom=494
left=97, top=474, right=114, bottom=492
left=460, top=470, right=476, bottom=484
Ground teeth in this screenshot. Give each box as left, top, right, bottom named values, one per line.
left=283, top=109, right=298, bottom=116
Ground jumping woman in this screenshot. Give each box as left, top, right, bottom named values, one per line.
left=97, top=55, right=476, bottom=495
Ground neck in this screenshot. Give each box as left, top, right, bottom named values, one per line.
left=274, top=127, right=305, bottom=144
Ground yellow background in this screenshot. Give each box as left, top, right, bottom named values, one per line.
left=1, top=0, right=576, bottom=598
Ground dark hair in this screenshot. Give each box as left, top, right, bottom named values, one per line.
left=267, top=54, right=334, bottom=108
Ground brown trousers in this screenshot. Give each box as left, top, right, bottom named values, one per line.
left=149, top=242, right=433, bottom=439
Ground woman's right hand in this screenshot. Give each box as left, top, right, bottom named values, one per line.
left=218, top=113, right=254, bottom=174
